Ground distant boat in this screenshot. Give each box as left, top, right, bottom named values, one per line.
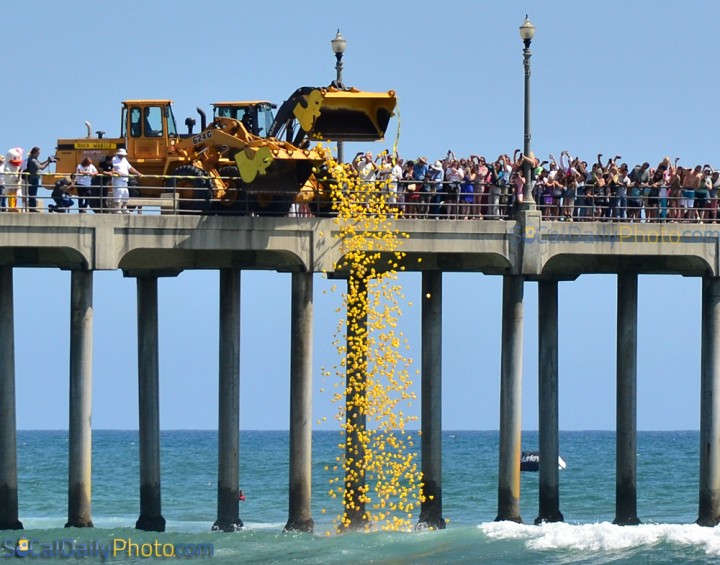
left=520, top=450, right=567, bottom=472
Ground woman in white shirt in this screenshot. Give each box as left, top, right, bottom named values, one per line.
left=75, top=157, right=98, bottom=213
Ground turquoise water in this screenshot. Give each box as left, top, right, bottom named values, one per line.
left=7, top=430, right=720, bottom=563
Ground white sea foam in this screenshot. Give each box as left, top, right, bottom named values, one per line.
left=479, top=521, right=720, bottom=556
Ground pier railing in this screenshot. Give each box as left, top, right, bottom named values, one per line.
left=2, top=173, right=715, bottom=223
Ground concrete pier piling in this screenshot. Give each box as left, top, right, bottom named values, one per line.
left=66, top=270, right=94, bottom=528
left=496, top=275, right=524, bottom=523
left=614, top=273, right=640, bottom=526
left=344, top=274, right=368, bottom=530
left=135, top=276, right=166, bottom=532
left=698, top=277, right=720, bottom=527
left=536, top=279, right=563, bottom=524
left=0, top=266, right=22, bottom=530
left=418, top=271, right=445, bottom=530
left=213, top=269, right=243, bottom=532
left=285, top=272, right=314, bottom=533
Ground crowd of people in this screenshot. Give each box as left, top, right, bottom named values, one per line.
left=1, top=145, right=717, bottom=223
left=351, top=150, right=720, bottom=223
left=0, top=147, right=142, bottom=214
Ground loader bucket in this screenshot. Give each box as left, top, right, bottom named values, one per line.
left=293, top=88, right=397, bottom=142
left=234, top=146, right=323, bottom=216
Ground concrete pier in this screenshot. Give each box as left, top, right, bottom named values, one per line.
left=344, top=274, right=368, bottom=530
left=66, top=270, right=94, bottom=528
left=0, top=266, right=22, bottom=530
left=285, top=272, right=314, bottom=533
left=698, top=277, right=720, bottom=526
left=418, top=271, right=445, bottom=529
left=213, top=269, right=242, bottom=532
left=614, top=273, right=640, bottom=526
left=4, top=212, right=720, bottom=530
left=535, top=280, right=563, bottom=524
left=496, top=275, right=524, bottom=523
left=135, top=276, right=166, bottom=532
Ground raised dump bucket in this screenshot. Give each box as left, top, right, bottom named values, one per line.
left=302, top=88, right=397, bottom=142
left=271, top=87, right=397, bottom=144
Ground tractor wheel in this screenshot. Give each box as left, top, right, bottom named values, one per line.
left=217, top=166, right=249, bottom=215
left=165, top=165, right=211, bottom=211
left=248, top=188, right=293, bottom=217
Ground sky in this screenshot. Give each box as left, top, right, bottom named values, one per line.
left=4, top=0, right=717, bottom=432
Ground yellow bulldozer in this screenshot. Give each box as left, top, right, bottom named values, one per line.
left=52, top=86, right=396, bottom=215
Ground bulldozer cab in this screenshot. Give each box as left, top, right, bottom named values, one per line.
left=212, top=102, right=277, bottom=138
left=122, top=100, right=179, bottom=176
left=268, top=87, right=397, bottom=146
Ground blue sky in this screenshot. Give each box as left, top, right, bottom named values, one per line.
left=5, top=1, right=716, bottom=431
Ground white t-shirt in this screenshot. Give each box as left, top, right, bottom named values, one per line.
left=358, top=161, right=376, bottom=182
left=75, top=163, right=97, bottom=187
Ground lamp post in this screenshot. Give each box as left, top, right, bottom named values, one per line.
left=331, top=29, right=347, bottom=163
left=519, top=15, right=536, bottom=209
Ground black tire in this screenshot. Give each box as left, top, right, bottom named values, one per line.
left=165, top=165, right=210, bottom=211
left=250, top=190, right=292, bottom=217
left=216, top=166, right=249, bottom=215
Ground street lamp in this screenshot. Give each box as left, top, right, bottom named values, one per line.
left=519, top=15, right=536, bottom=209
left=331, top=29, right=347, bottom=163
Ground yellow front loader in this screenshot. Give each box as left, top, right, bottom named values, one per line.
left=51, top=86, right=396, bottom=215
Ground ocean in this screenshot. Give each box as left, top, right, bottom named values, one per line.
left=7, top=430, right=720, bottom=564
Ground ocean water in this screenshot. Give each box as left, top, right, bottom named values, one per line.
left=7, top=430, right=720, bottom=563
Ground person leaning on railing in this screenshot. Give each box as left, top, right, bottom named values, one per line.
left=75, top=158, right=98, bottom=214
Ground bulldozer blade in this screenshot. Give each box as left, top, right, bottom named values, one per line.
left=293, top=88, right=397, bottom=142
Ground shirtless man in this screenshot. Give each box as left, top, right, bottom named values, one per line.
left=682, top=165, right=703, bottom=221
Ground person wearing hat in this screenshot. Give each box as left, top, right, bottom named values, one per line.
left=412, top=157, right=429, bottom=184
left=110, top=148, right=142, bottom=213
left=354, top=151, right=377, bottom=183
left=427, top=160, right=444, bottom=218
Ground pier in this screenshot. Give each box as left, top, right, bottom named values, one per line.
left=1, top=209, right=720, bottom=530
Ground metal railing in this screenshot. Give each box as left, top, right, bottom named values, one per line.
left=0, top=173, right=717, bottom=223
